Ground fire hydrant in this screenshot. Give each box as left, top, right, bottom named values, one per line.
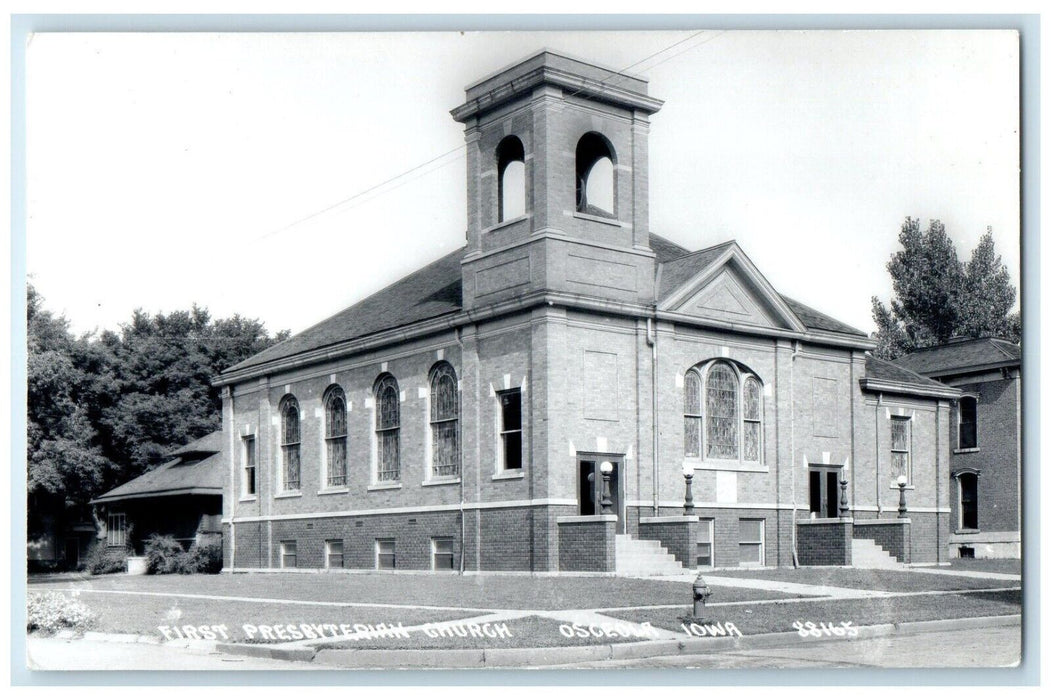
left=692, top=571, right=712, bottom=618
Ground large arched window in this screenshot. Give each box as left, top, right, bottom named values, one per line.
left=682, top=361, right=764, bottom=463
left=374, top=374, right=400, bottom=482
left=429, top=362, right=459, bottom=478
left=575, top=132, right=615, bottom=217
left=279, top=395, right=301, bottom=491
left=324, top=385, right=348, bottom=487
left=497, top=136, right=525, bottom=222
left=958, top=396, right=978, bottom=450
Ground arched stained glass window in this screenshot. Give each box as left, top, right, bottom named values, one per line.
left=743, top=377, right=763, bottom=462
left=375, top=375, right=400, bottom=482
left=705, top=364, right=739, bottom=460
left=683, top=361, right=764, bottom=463
left=324, top=386, right=347, bottom=487
left=429, top=363, right=459, bottom=478
left=684, top=370, right=702, bottom=458
left=280, top=395, right=301, bottom=491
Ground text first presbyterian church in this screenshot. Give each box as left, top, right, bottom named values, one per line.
left=215, top=51, right=959, bottom=574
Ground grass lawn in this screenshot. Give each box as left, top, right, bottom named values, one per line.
left=604, top=589, right=1022, bottom=637
left=29, top=571, right=796, bottom=610
left=915, top=559, right=1022, bottom=575
left=711, top=567, right=1014, bottom=591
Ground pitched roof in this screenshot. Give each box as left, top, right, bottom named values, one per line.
left=90, top=431, right=224, bottom=504
left=224, top=246, right=465, bottom=374
left=893, top=337, right=1021, bottom=377
left=781, top=296, right=868, bottom=338
left=862, top=355, right=961, bottom=398
left=221, top=233, right=868, bottom=377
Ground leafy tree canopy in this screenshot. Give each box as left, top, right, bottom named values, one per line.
left=27, top=284, right=289, bottom=525
left=871, top=218, right=1019, bottom=359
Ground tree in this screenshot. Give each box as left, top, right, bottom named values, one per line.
left=871, top=218, right=1020, bottom=359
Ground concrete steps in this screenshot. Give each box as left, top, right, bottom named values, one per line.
left=851, top=538, right=905, bottom=569
left=615, top=534, right=688, bottom=576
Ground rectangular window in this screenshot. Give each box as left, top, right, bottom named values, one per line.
left=696, top=519, right=714, bottom=567
left=376, top=539, right=395, bottom=570
left=958, top=397, right=978, bottom=450
left=498, top=389, right=523, bottom=470
left=432, top=537, right=455, bottom=571
left=280, top=541, right=297, bottom=569
left=242, top=435, right=256, bottom=496
left=325, top=540, right=344, bottom=569
left=738, top=518, right=765, bottom=566
left=106, top=513, right=126, bottom=548
left=891, top=417, right=911, bottom=484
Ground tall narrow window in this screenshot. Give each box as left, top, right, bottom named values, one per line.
left=280, top=396, right=301, bottom=491
left=107, top=513, right=127, bottom=548
left=375, top=375, right=400, bottom=482
left=499, top=388, right=522, bottom=470
left=429, top=363, right=459, bottom=478
left=242, top=435, right=257, bottom=496
left=696, top=519, right=714, bottom=567
left=959, top=472, right=979, bottom=530
left=959, top=396, right=978, bottom=449
left=324, top=386, right=348, bottom=487
left=497, top=136, right=525, bottom=222
left=742, top=377, right=762, bottom=462
left=683, top=370, right=702, bottom=457
left=890, top=417, right=911, bottom=484
left=575, top=132, right=615, bottom=217
left=706, top=363, right=739, bottom=460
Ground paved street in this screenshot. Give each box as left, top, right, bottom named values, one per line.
left=545, top=624, right=1021, bottom=669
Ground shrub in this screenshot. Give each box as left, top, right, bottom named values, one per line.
left=144, top=534, right=185, bottom=574
left=187, top=542, right=223, bottom=574
left=27, top=591, right=96, bottom=634
left=85, top=546, right=128, bottom=575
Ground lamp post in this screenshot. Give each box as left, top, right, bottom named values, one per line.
left=599, top=461, right=614, bottom=515
left=896, top=474, right=909, bottom=517
left=682, top=463, right=695, bottom=515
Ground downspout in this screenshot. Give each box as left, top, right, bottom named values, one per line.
left=646, top=315, right=659, bottom=516
left=876, top=393, right=883, bottom=516
left=455, top=327, right=466, bottom=574
left=790, top=341, right=800, bottom=567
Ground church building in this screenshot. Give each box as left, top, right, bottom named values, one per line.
left=216, top=51, right=959, bottom=573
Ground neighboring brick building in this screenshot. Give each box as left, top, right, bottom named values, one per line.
left=895, top=338, right=1021, bottom=558
left=215, top=51, right=959, bottom=573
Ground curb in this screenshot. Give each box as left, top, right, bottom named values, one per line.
left=211, top=613, right=1019, bottom=669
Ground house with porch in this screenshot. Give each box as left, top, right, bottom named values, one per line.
left=215, top=50, right=958, bottom=574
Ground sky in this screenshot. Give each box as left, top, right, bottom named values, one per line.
left=24, top=29, right=1021, bottom=338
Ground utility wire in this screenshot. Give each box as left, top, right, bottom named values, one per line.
left=259, top=30, right=726, bottom=242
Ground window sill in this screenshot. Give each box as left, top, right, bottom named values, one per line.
left=492, top=471, right=525, bottom=481
left=954, top=447, right=980, bottom=454
left=684, top=458, right=768, bottom=474
left=274, top=491, right=302, bottom=500
left=483, top=214, right=530, bottom=234
left=954, top=528, right=981, bottom=535
left=422, top=478, right=461, bottom=487
left=318, top=487, right=349, bottom=496
left=238, top=496, right=258, bottom=503
left=573, top=211, right=623, bottom=227
left=368, top=483, right=402, bottom=492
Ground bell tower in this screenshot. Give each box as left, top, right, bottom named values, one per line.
left=451, top=51, right=663, bottom=310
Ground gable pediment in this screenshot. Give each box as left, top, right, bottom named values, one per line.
left=659, top=243, right=806, bottom=333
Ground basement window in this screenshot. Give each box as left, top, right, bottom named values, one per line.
left=432, top=537, right=455, bottom=571
left=280, top=541, right=297, bottom=569
left=325, top=540, right=344, bottom=569
left=376, top=539, right=396, bottom=570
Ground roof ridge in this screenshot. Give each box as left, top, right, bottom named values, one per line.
left=662, top=238, right=737, bottom=264
left=866, top=353, right=950, bottom=388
